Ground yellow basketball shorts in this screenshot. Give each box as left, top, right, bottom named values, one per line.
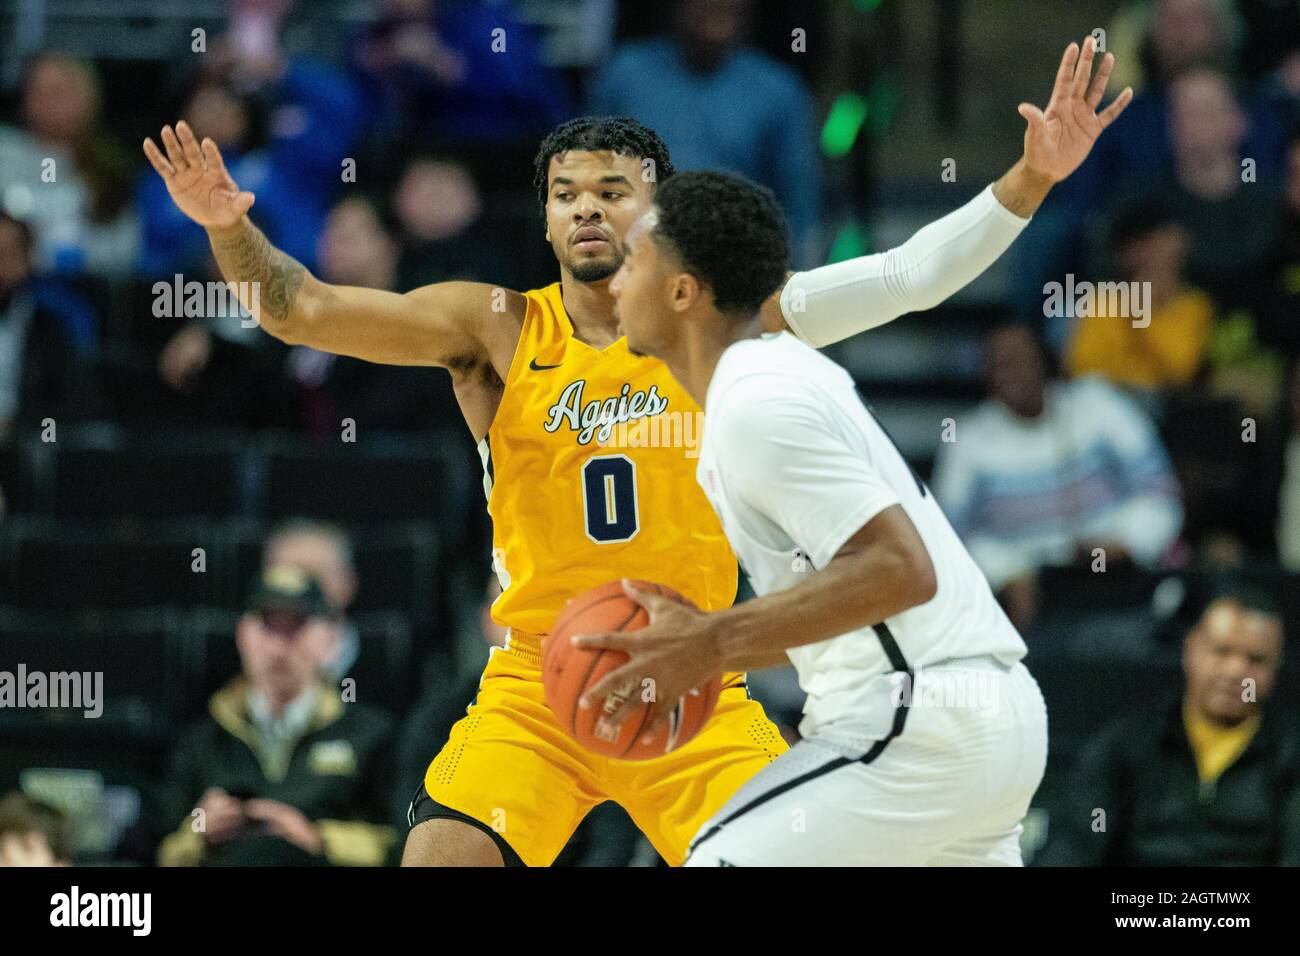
left=419, top=630, right=787, bottom=866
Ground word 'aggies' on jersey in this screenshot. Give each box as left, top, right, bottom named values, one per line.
left=543, top=379, right=670, bottom=445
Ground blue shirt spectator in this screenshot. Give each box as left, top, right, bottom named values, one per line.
left=588, top=5, right=821, bottom=265
left=137, top=60, right=361, bottom=278
left=350, top=0, right=574, bottom=149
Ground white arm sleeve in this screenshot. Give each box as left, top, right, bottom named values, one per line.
left=780, top=183, right=1032, bottom=348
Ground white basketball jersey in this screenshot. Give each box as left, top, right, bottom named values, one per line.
left=696, top=333, right=1027, bottom=742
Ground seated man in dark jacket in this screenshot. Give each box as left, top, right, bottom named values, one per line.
left=0, top=211, right=97, bottom=439
left=158, top=565, right=396, bottom=866
left=1041, top=585, right=1299, bottom=865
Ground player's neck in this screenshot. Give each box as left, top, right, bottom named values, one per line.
left=671, top=313, right=765, bottom=407
left=558, top=272, right=621, bottom=349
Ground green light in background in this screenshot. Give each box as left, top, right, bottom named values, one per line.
left=828, top=220, right=872, bottom=264
left=821, top=92, right=869, bottom=158
left=854, top=0, right=884, bottom=11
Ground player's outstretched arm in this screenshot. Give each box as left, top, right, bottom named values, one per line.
left=764, top=35, right=1132, bottom=345
left=142, top=121, right=523, bottom=367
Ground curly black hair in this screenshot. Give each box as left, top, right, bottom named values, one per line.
left=532, top=116, right=675, bottom=220
left=651, top=171, right=790, bottom=316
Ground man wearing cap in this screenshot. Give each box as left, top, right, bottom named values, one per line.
left=157, top=565, right=396, bottom=866
left=1040, top=585, right=1300, bottom=865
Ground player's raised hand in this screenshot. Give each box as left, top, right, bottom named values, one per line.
left=142, top=120, right=255, bottom=230
left=1017, top=35, right=1133, bottom=184
left=572, top=579, right=722, bottom=738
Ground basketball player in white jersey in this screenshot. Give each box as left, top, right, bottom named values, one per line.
left=574, top=38, right=1129, bottom=866
left=581, top=167, right=1043, bottom=865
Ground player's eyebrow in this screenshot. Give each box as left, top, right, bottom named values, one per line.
left=551, top=175, right=633, bottom=190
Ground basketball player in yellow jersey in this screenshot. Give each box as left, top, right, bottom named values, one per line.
left=144, top=116, right=791, bottom=866
left=143, top=40, right=1112, bottom=862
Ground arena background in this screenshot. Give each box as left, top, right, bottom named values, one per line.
left=0, top=0, right=1297, bottom=866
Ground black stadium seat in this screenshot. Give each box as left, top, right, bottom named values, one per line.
left=51, top=443, right=244, bottom=520
left=264, top=440, right=472, bottom=527
left=0, top=519, right=226, bottom=611
left=0, top=607, right=186, bottom=726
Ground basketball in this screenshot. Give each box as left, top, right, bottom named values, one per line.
left=542, top=580, right=723, bottom=760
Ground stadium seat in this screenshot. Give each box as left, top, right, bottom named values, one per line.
left=263, top=435, right=474, bottom=528
left=48, top=430, right=247, bottom=519
left=0, top=517, right=227, bottom=610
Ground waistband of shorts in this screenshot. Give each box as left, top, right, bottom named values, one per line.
left=919, top=654, right=1016, bottom=673
left=504, top=628, right=546, bottom=664
left=504, top=627, right=749, bottom=690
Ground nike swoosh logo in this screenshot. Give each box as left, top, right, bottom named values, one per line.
left=529, top=357, right=562, bottom=371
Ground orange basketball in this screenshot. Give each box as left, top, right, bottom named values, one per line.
left=542, top=579, right=723, bottom=760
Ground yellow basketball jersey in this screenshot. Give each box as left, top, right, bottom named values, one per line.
left=481, top=283, right=737, bottom=635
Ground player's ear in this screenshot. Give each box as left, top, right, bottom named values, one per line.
left=670, top=272, right=697, bottom=312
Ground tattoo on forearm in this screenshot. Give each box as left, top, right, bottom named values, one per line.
left=210, top=221, right=306, bottom=325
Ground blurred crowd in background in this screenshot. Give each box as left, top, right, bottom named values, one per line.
left=0, top=0, right=1298, bottom=866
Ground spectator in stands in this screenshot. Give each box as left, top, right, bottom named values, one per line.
left=349, top=0, right=573, bottom=151
left=1017, top=1, right=1284, bottom=329
left=1039, top=585, right=1299, bottom=865
left=263, top=518, right=360, bottom=682
left=157, top=565, right=395, bottom=866
left=1091, top=1, right=1287, bottom=195
left=153, top=246, right=291, bottom=430
left=930, top=323, right=1183, bottom=632
left=281, top=196, right=457, bottom=435
left=1257, top=125, right=1300, bottom=358
left=0, top=792, right=72, bottom=866
left=147, top=4, right=366, bottom=434
left=135, top=79, right=263, bottom=278
left=1277, top=359, right=1300, bottom=570
left=1162, top=67, right=1286, bottom=313
left=0, top=52, right=138, bottom=277
left=390, top=155, right=510, bottom=290
left=588, top=0, right=822, bottom=265
left=139, top=1, right=361, bottom=277
left=0, top=212, right=97, bottom=438
left=1066, top=197, right=1215, bottom=393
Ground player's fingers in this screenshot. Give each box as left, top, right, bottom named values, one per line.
left=1097, top=86, right=1134, bottom=129
left=570, top=629, right=633, bottom=652
left=234, top=190, right=256, bottom=216
left=641, top=701, right=672, bottom=741
left=579, top=664, right=640, bottom=711
left=1018, top=102, right=1045, bottom=132
left=175, top=120, right=206, bottom=169
left=622, top=579, right=670, bottom=616
left=1086, top=51, right=1115, bottom=110
left=607, top=691, right=646, bottom=728
left=1071, top=35, right=1096, bottom=100
left=160, top=125, right=187, bottom=171
left=142, top=137, right=176, bottom=177
left=201, top=136, right=227, bottom=173
left=1049, top=42, right=1079, bottom=105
